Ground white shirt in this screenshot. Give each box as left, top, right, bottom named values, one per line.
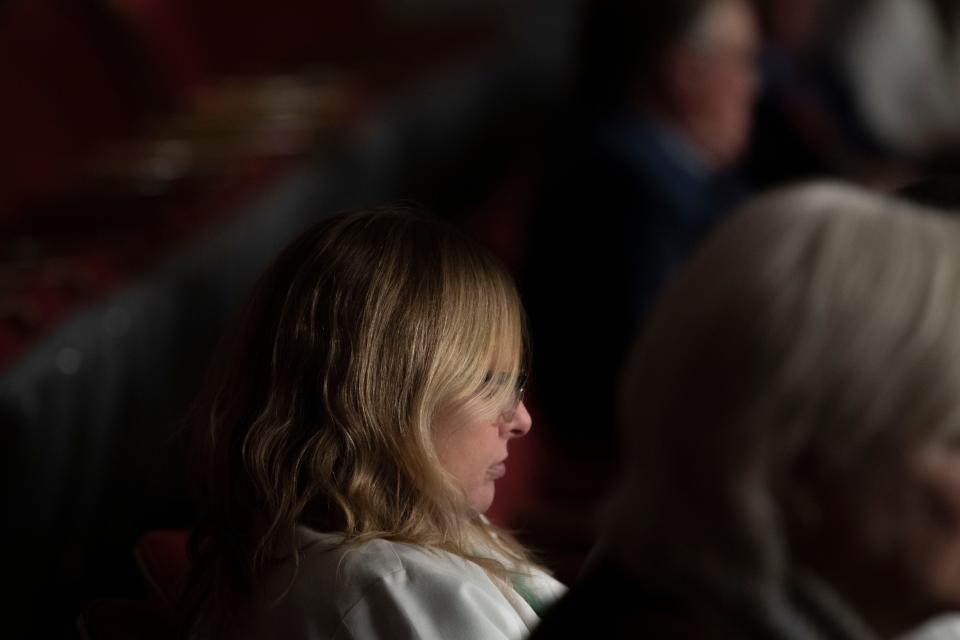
left=229, top=526, right=566, bottom=640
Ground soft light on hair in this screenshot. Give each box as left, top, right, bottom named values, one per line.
left=607, top=182, right=960, bottom=606
left=182, top=208, right=534, bottom=631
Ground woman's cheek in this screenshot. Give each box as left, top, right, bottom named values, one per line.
left=910, top=448, right=960, bottom=605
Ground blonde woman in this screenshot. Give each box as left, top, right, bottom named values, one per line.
left=181, top=209, right=564, bottom=639
left=534, top=183, right=960, bottom=639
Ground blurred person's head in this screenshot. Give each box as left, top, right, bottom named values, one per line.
left=580, top=0, right=760, bottom=167
left=184, top=208, right=534, bottom=625
left=607, top=183, right=960, bottom=635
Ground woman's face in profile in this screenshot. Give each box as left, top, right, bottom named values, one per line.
left=433, top=400, right=533, bottom=514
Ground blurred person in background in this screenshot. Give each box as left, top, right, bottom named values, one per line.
left=181, top=209, right=564, bottom=639
left=742, top=0, right=960, bottom=191
left=838, top=0, right=960, bottom=165
left=532, top=183, right=960, bottom=639
left=743, top=0, right=867, bottom=187
left=524, top=0, right=759, bottom=454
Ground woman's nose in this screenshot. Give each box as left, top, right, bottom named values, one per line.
left=502, top=401, right=532, bottom=438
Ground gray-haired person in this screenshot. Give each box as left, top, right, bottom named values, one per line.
left=534, top=183, right=960, bottom=639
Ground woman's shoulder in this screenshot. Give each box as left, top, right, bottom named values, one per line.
left=298, top=528, right=563, bottom=602
left=290, top=526, right=495, bottom=591
left=250, top=527, right=535, bottom=639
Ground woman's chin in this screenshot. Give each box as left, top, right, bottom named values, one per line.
left=469, top=484, right=496, bottom=515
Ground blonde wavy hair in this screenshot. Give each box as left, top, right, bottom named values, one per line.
left=182, top=208, right=535, bottom=632
left=608, top=182, right=960, bottom=610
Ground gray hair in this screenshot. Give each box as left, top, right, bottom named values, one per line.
left=606, top=182, right=960, bottom=605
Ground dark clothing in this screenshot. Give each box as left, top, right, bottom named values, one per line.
left=531, top=562, right=878, bottom=640
left=523, top=114, right=745, bottom=448
left=743, top=45, right=890, bottom=189
left=531, top=563, right=765, bottom=639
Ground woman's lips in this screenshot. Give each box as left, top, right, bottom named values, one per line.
left=487, top=462, right=506, bottom=480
